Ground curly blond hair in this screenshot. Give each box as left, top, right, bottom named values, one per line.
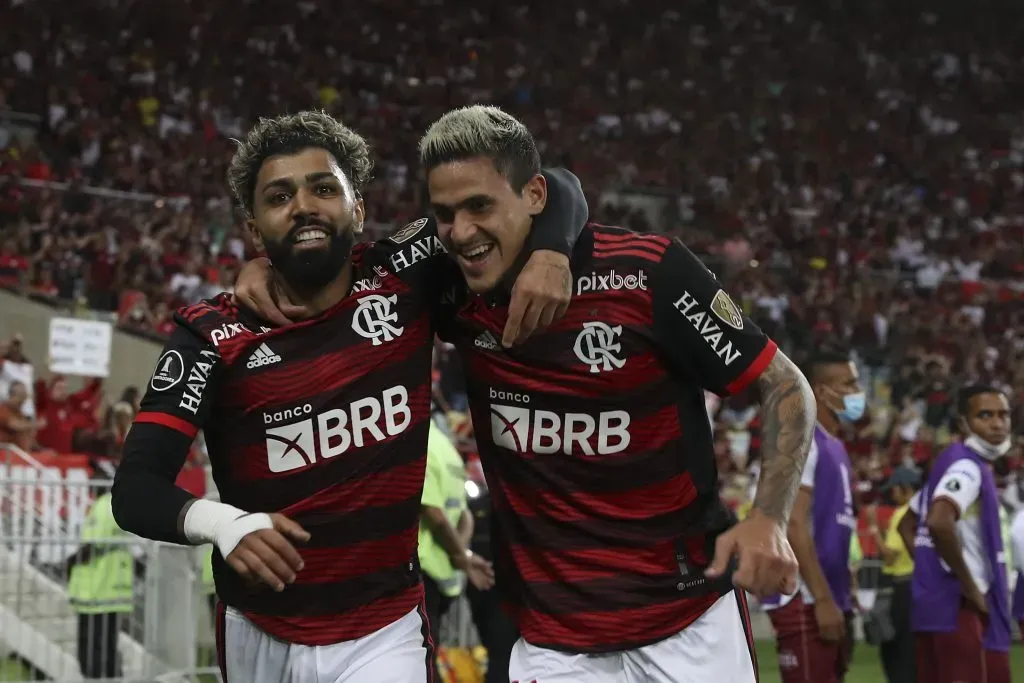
left=419, top=105, right=539, bottom=191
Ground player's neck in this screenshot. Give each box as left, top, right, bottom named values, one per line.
left=816, top=405, right=840, bottom=436
left=277, top=261, right=354, bottom=319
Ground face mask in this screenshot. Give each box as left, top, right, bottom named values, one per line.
left=836, top=391, right=866, bottom=423
left=964, top=432, right=1011, bottom=461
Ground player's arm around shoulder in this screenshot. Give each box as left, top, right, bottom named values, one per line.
left=416, top=166, right=589, bottom=346
left=498, top=167, right=589, bottom=347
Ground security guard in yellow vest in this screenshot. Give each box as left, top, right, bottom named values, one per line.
left=67, top=490, right=135, bottom=679
left=871, top=466, right=920, bottom=683
left=419, top=417, right=494, bottom=682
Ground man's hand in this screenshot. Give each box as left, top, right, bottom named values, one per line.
left=503, top=250, right=572, bottom=347
left=455, top=550, right=496, bottom=590
left=232, top=258, right=310, bottom=326
left=814, top=597, right=846, bottom=643
left=964, top=584, right=989, bottom=618
left=223, top=513, right=310, bottom=592
left=705, top=509, right=799, bottom=598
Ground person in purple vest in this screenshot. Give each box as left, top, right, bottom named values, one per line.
left=761, top=349, right=861, bottom=683
left=900, top=385, right=1013, bottom=683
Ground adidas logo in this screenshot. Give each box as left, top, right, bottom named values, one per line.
left=246, top=343, right=282, bottom=369
left=474, top=331, right=499, bottom=350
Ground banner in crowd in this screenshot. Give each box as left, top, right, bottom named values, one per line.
left=48, top=317, right=112, bottom=378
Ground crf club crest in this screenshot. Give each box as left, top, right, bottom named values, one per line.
left=710, top=289, right=744, bottom=330
left=389, top=217, right=429, bottom=244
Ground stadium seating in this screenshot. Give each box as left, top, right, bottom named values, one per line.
left=0, top=0, right=1022, bottom=679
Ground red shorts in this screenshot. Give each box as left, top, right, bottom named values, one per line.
left=914, top=604, right=985, bottom=683
left=766, top=596, right=851, bottom=683
left=985, top=649, right=1011, bottom=683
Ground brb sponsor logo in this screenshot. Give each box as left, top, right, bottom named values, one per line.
left=263, top=386, right=411, bottom=473
left=576, top=269, right=648, bottom=296
left=351, top=294, right=404, bottom=346
left=488, top=389, right=630, bottom=456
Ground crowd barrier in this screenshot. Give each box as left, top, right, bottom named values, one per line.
left=0, top=462, right=217, bottom=682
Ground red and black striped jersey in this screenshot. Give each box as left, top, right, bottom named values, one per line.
left=126, top=229, right=446, bottom=646
left=115, top=177, right=588, bottom=647
left=446, top=223, right=777, bottom=652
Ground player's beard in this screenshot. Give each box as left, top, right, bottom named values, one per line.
left=262, top=218, right=356, bottom=293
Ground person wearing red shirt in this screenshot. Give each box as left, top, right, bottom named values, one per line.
left=34, top=376, right=103, bottom=453
left=0, top=239, right=29, bottom=288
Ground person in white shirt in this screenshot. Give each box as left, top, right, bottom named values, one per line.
left=0, top=335, right=34, bottom=419
left=897, top=386, right=1013, bottom=683
left=1011, top=507, right=1024, bottom=637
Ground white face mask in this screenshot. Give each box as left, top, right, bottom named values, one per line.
left=964, top=432, right=1011, bottom=461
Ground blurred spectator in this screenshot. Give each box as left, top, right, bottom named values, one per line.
left=34, top=375, right=103, bottom=453
left=0, top=334, right=35, bottom=418
left=0, top=0, right=1022, bottom=514
left=0, top=380, right=38, bottom=451
left=102, top=401, right=136, bottom=461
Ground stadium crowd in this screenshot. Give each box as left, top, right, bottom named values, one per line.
left=1, top=0, right=1023, bottom=509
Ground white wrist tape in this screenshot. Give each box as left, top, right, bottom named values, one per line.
left=183, top=499, right=273, bottom=559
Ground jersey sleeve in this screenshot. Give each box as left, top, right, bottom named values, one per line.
left=650, top=238, right=777, bottom=396
left=132, top=320, right=222, bottom=434
left=383, top=167, right=587, bottom=282
left=909, top=490, right=922, bottom=515
left=931, top=459, right=983, bottom=517
left=527, top=167, right=589, bottom=256
left=799, top=439, right=820, bottom=489
left=111, top=320, right=223, bottom=544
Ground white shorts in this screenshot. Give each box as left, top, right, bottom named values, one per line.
left=509, top=591, right=757, bottom=683
left=216, top=604, right=431, bottom=683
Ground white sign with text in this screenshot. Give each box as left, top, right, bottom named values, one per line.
left=48, top=318, right=112, bottom=378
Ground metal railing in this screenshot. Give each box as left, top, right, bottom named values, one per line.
left=0, top=472, right=217, bottom=682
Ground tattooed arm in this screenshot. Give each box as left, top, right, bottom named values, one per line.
left=649, top=240, right=811, bottom=595
left=704, top=349, right=815, bottom=595
left=751, top=351, right=817, bottom=525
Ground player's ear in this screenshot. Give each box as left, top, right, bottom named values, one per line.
left=246, top=218, right=265, bottom=252
left=523, top=172, right=547, bottom=217
left=353, top=196, right=365, bottom=234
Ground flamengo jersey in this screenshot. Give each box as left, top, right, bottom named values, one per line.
left=131, top=225, right=449, bottom=646
left=448, top=224, right=777, bottom=652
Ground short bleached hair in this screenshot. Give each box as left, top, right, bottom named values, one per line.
left=227, top=110, right=373, bottom=217
left=419, top=105, right=541, bottom=191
